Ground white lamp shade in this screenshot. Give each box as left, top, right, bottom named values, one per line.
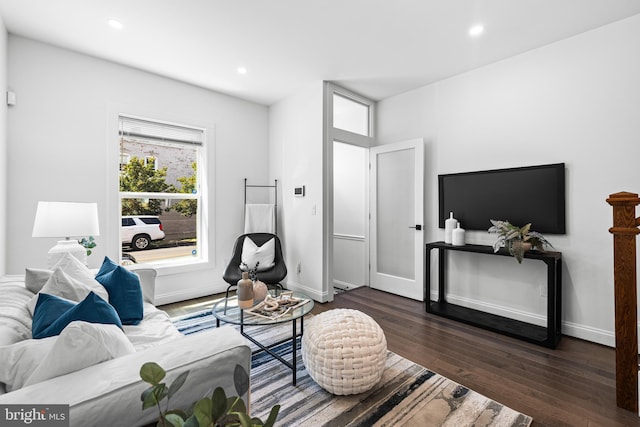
left=32, top=201, right=100, bottom=238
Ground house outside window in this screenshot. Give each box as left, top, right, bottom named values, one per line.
left=118, top=115, right=206, bottom=266
left=144, top=156, right=158, bottom=170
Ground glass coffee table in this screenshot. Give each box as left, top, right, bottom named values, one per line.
left=212, top=291, right=314, bottom=385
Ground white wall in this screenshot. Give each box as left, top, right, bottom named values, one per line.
left=0, top=17, right=6, bottom=275
left=6, top=36, right=270, bottom=304
left=269, top=81, right=327, bottom=301
left=377, top=15, right=640, bottom=346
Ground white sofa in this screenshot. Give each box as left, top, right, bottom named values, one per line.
left=0, top=266, right=251, bottom=427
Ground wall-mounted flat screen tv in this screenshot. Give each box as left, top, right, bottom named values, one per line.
left=438, top=163, right=566, bottom=234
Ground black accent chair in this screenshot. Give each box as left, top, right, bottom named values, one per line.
left=222, top=233, right=287, bottom=300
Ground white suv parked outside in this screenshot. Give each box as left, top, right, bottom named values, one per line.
left=121, top=215, right=165, bottom=250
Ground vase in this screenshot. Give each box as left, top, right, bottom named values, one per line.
left=509, top=240, right=533, bottom=263
left=452, top=223, right=465, bottom=246
left=511, top=241, right=532, bottom=252
left=237, top=272, right=254, bottom=309
left=444, top=212, right=458, bottom=244
left=253, top=280, right=268, bottom=303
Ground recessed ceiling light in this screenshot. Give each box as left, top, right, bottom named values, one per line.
left=107, top=19, right=123, bottom=30
left=468, top=25, right=484, bottom=37
left=237, top=67, right=248, bottom=75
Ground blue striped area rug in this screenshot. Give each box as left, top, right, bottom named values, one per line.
left=172, top=309, right=218, bottom=335
left=172, top=311, right=532, bottom=427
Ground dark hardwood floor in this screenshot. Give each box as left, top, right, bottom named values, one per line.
left=160, top=287, right=640, bottom=427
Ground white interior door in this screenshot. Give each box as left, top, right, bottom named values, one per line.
left=370, top=139, right=424, bottom=300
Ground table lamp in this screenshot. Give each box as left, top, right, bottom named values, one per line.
left=32, top=201, right=100, bottom=268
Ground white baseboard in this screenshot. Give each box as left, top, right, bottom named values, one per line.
left=158, top=285, right=618, bottom=347
left=155, top=286, right=219, bottom=306
left=434, top=291, right=616, bottom=347
left=332, top=279, right=361, bottom=290
left=443, top=293, right=547, bottom=326
left=562, top=320, right=615, bottom=347
left=285, top=280, right=331, bottom=303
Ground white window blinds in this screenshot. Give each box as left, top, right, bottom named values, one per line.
left=119, top=116, right=203, bottom=146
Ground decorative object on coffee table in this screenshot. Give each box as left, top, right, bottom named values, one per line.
left=237, top=271, right=254, bottom=309
left=247, top=292, right=310, bottom=320
left=302, top=309, right=387, bottom=395
left=253, top=280, right=268, bottom=303
left=488, top=219, right=553, bottom=263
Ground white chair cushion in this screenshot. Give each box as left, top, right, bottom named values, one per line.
left=240, top=237, right=275, bottom=272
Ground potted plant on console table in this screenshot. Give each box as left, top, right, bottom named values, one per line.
left=488, top=219, right=554, bottom=263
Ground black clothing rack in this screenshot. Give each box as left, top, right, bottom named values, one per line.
left=244, top=178, right=278, bottom=235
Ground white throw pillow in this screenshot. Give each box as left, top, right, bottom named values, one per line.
left=24, top=268, right=53, bottom=293
left=27, top=254, right=109, bottom=316
left=51, top=252, right=109, bottom=301
left=240, top=237, right=275, bottom=272
left=23, top=321, right=135, bottom=388
left=0, top=336, right=57, bottom=392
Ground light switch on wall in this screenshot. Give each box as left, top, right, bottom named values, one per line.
left=311, top=204, right=316, bottom=215
left=6, top=91, right=16, bottom=106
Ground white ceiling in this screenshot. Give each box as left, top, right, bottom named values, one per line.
left=0, top=0, right=639, bottom=106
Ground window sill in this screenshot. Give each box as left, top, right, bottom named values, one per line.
left=130, top=258, right=212, bottom=276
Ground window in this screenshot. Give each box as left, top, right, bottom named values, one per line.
left=121, top=217, right=135, bottom=227
left=118, top=115, right=206, bottom=265
left=144, top=156, right=158, bottom=170
left=332, top=93, right=371, bottom=136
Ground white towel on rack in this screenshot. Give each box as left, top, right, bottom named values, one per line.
left=244, top=204, right=275, bottom=234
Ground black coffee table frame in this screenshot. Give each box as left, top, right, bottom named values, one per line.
left=212, top=292, right=313, bottom=386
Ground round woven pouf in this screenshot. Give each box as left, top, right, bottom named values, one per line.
left=302, top=309, right=387, bottom=395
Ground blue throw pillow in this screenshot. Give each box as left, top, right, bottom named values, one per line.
left=95, top=256, right=119, bottom=280
left=34, top=292, right=122, bottom=339
left=32, top=293, right=76, bottom=338
left=96, top=264, right=143, bottom=325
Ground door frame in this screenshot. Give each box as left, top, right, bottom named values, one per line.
left=323, top=82, right=375, bottom=302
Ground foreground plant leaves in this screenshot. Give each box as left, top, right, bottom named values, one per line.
left=141, top=362, right=166, bottom=386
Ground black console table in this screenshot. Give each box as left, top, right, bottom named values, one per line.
left=425, top=241, right=562, bottom=348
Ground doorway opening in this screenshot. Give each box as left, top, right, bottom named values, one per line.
left=326, top=83, right=375, bottom=299
left=325, top=83, right=424, bottom=301
left=333, top=141, right=368, bottom=293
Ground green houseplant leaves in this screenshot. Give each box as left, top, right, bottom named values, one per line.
left=488, top=219, right=553, bottom=263
left=139, top=362, right=280, bottom=427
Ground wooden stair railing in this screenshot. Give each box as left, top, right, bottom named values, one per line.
left=607, top=191, right=640, bottom=413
